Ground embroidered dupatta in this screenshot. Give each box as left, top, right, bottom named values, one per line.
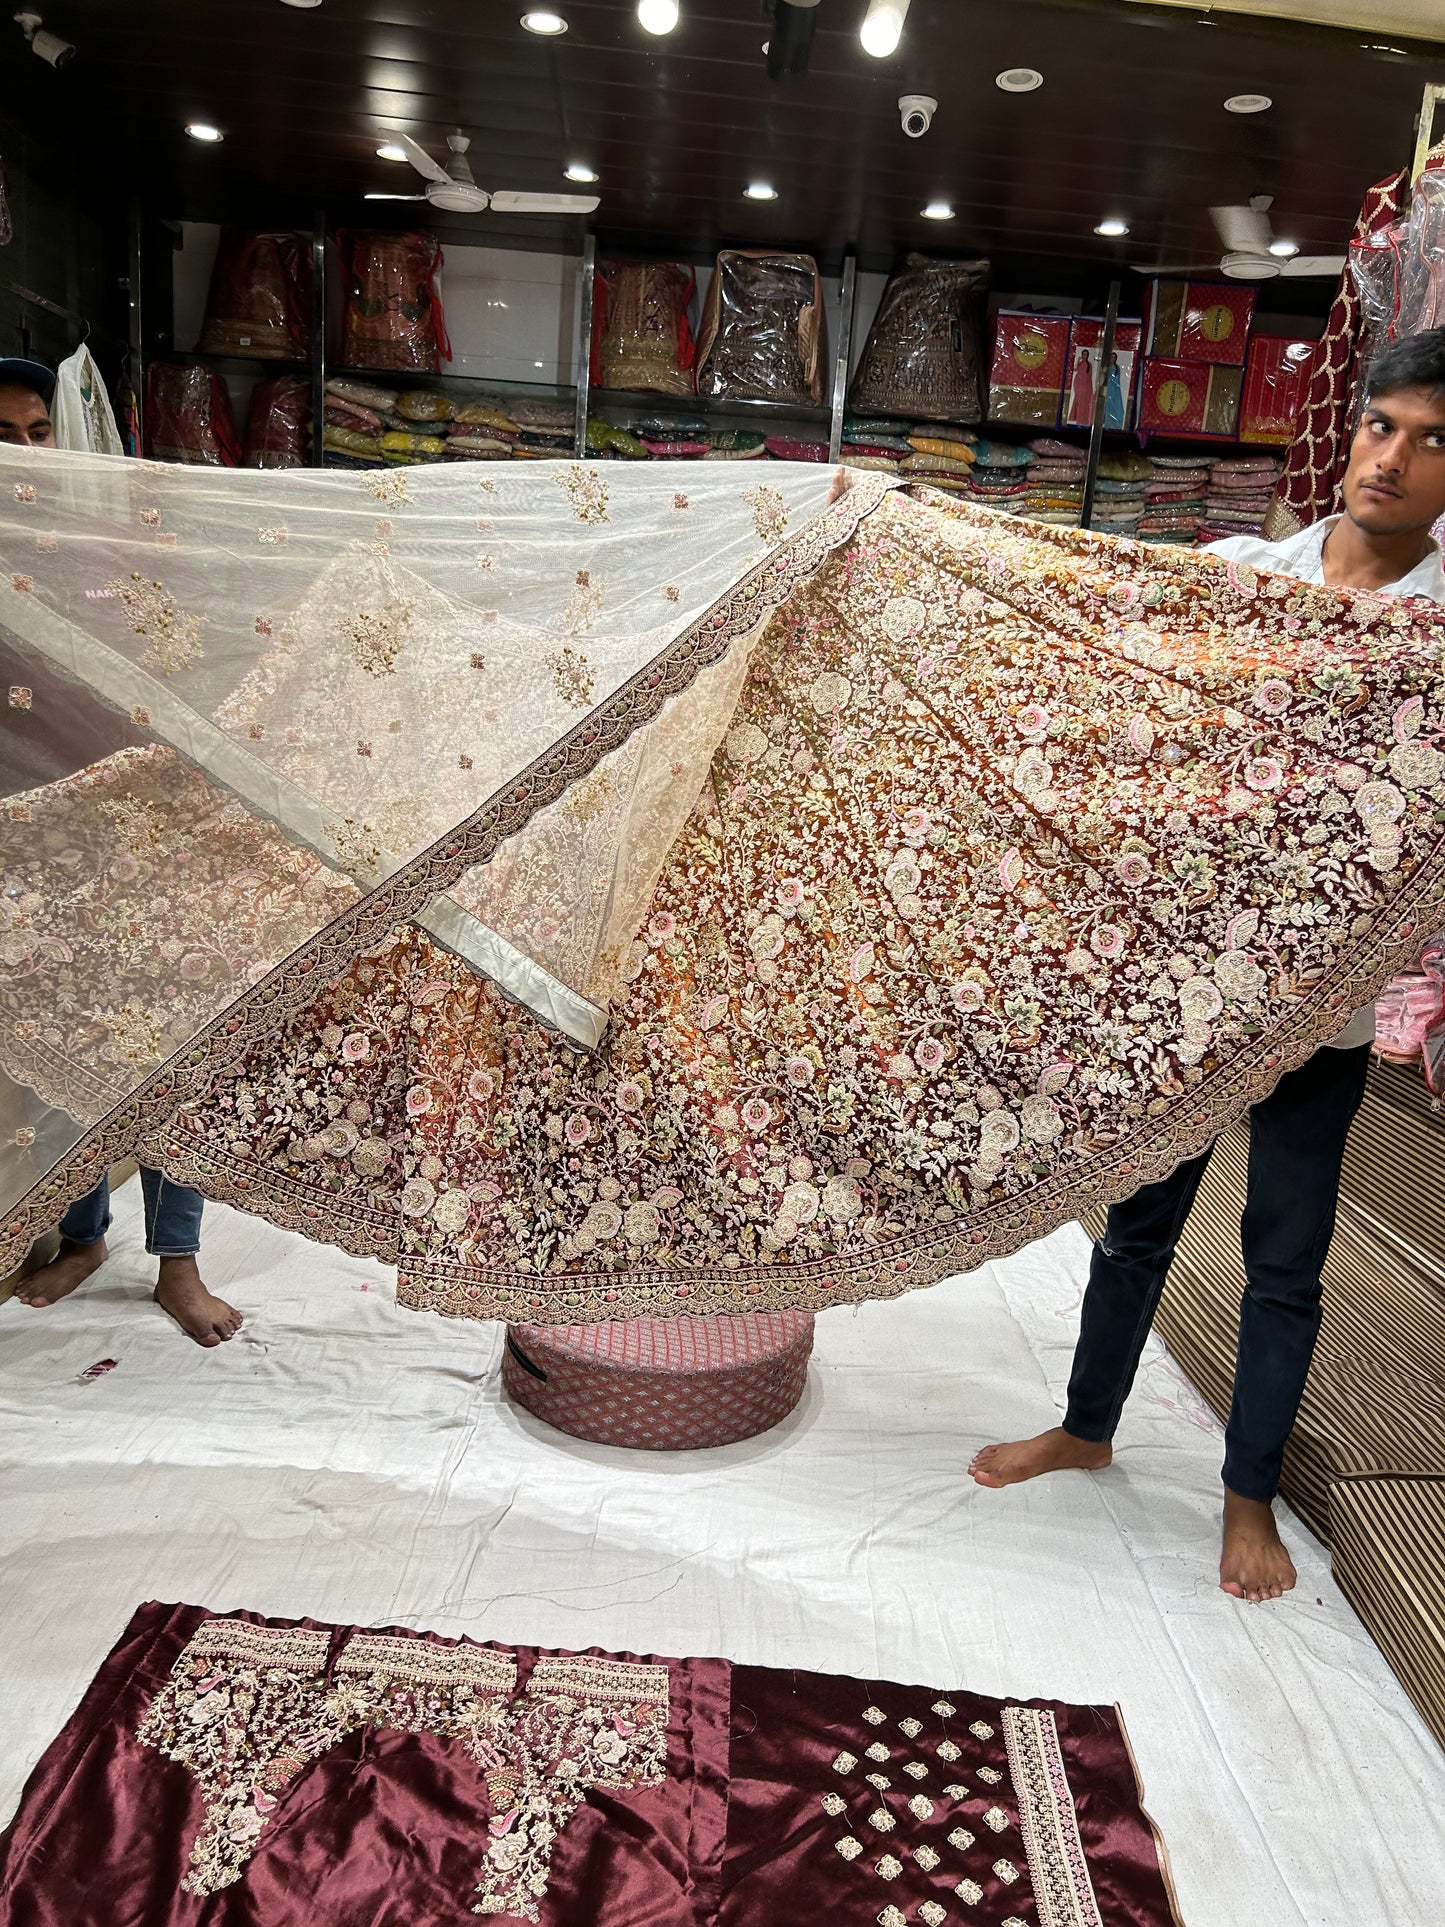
left=4, top=449, right=1445, bottom=1321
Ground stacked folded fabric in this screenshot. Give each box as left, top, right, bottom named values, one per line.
left=840, top=417, right=912, bottom=472
left=1023, top=436, right=1087, bottom=525
left=899, top=424, right=977, bottom=492
left=447, top=399, right=520, bottom=462
left=958, top=437, right=1031, bottom=512
left=704, top=430, right=768, bottom=461
left=510, top=399, right=576, bottom=459
left=1195, top=455, right=1283, bottom=543
left=1137, top=454, right=1210, bottom=545
left=1088, top=477, right=1148, bottom=537
left=321, top=377, right=396, bottom=467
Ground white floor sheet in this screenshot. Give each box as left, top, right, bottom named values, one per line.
left=0, top=1179, right=1441, bottom=1924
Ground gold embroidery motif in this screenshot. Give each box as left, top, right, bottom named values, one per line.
left=833, top=1751, right=858, bottom=1774
left=822, top=1791, right=847, bottom=1816
left=955, top=1878, right=983, bottom=1904
left=559, top=465, right=610, bottom=524
left=863, top=1706, right=887, bottom=1725
left=948, top=1826, right=975, bottom=1850
left=561, top=568, right=603, bottom=634
left=350, top=602, right=412, bottom=678
left=100, top=795, right=165, bottom=851
left=836, top=1835, right=864, bottom=1860
left=10, top=573, right=33, bottom=594
left=875, top=1854, right=903, bottom=1880
left=743, top=482, right=788, bottom=542
left=984, top=1805, right=1009, bottom=1832
left=932, top=1701, right=956, bottom=1717
left=898, top=1717, right=923, bottom=1738
left=108, top=573, right=205, bottom=677
left=919, top=1904, right=947, bottom=1926
left=101, top=1000, right=163, bottom=1063
left=34, top=532, right=57, bottom=552
left=993, top=1859, right=1020, bottom=1883
left=914, top=1844, right=940, bottom=1870
left=8, top=686, right=31, bottom=709
left=546, top=644, right=596, bottom=709
left=365, top=471, right=411, bottom=505
left=13, top=481, right=35, bottom=503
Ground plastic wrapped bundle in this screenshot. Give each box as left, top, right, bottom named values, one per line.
left=396, top=389, right=454, bottom=423
left=243, top=374, right=312, bottom=468
left=850, top=254, right=990, bottom=424
left=145, top=362, right=240, bottom=465
left=592, top=259, right=697, bottom=396
left=198, top=230, right=310, bottom=362
left=695, top=252, right=825, bottom=405
left=340, top=230, right=449, bottom=374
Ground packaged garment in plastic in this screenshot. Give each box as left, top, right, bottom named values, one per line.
left=396, top=389, right=454, bottom=423
left=851, top=254, right=990, bottom=423
left=327, top=375, right=398, bottom=413
left=340, top=231, right=449, bottom=374
left=695, top=252, right=825, bottom=405
left=592, top=259, right=697, bottom=395
left=322, top=424, right=382, bottom=459
left=380, top=429, right=446, bottom=458
left=145, top=362, right=240, bottom=465
left=198, top=230, right=311, bottom=361
left=988, top=313, right=1069, bottom=426
left=454, top=400, right=519, bottom=432
left=243, top=375, right=312, bottom=468
left=763, top=436, right=828, bottom=461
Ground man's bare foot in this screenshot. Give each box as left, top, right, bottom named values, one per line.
left=1220, top=1489, right=1296, bottom=1603
left=968, top=1426, right=1113, bottom=1488
left=13, top=1237, right=108, bottom=1308
left=154, top=1256, right=243, bottom=1348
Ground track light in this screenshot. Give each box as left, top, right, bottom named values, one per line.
left=637, top=0, right=679, bottom=31
left=767, top=0, right=820, bottom=81
left=860, top=0, right=909, bottom=58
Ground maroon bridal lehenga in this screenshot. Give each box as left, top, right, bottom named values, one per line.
left=0, top=1601, right=1181, bottom=1927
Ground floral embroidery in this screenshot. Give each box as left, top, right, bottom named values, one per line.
left=914, top=1845, right=941, bottom=1870
left=14, top=1126, right=35, bottom=1146
left=156, top=531, right=178, bottom=549
left=664, top=584, right=680, bottom=603
left=559, top=465, right=610, bottom=524
left=954, top=1880, right=983, bottom=1904
left=908, top=1794, right=933, bottom=1819
left=937, top=1740, right=961, bottom=1761
left=139, top=507, right=161, bottom=525
left=897, top=1717, right=922, bottom=1738
left=984, top=1806, right=1009, bottom=1832
left=836, top=1835, right=864, bottom=1860
left=13, top=482, right=35, bottom=503
left=968, top=1723, right=993, bottom=1741
left=948, top=1826, right=975, bottom=1850
left=903, top=1761, right=928, bottom=1780
left=1002, top=1705, right=1103, bottom=1927
left=834, top=1751, right=858, bottom=1774
left=10, top=574, right=33, bottom=594
left=672, top=491, right=689, bottom=511
left=993, top=1860, right=1020, bottom=1884
left=976, top=1766, right=1002, bottom=1785
left=135, top=1621, right=667, bottom=1924
left=101, top=1001, right=163, bottom=1064
left=865, top=1742, right=890, bottom=1763
left=34, top=532, right=57, bottom=553
left=875, top=1854, right=903, bottom=1880
left=919, top=1904, right=947, bottom=1926
left=349, top=602, right=411, bottom=678
left=108, top=573, right=205, bottom=676
left=130, top=704, right=151, bottom=726
left=878, top=1908, right=906, bottom=1927
left=561, top=569, right=604, bottom=634
left=100, top=795, right=164, bottom=851
left=365, top=471, right=411, bottom=505
left=478, top=554, right=497, bottom=570
left=744, top=482, right=788, bottom=542
left=866, top=1772, right=891, bottom=1790
left=822, top=1791, right=847, bottom=1816
left=7, top=686, right=31, bottom=708
left=257, top=527, right=288, bottom=546
left=868, top=1807, right=895, bottom=1832
left=932, top=1701, right=956, bottom=1718
left=863, top=1706, right=887, bottom=1724
left=546, top=644, right=596, bottom=709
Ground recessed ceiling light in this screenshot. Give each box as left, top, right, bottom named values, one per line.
left=521, top=9, right=568, bottom=33
left=279, top=0, right=324, bottom=8
left=921, top=201, right=954, bottom=220
left=1224, top=93, right=1272, bottom=114
left=1095, top=218, right=1129, bottom=238
left=565, top=162, right=599, bottom=183
left=186, top=122, right=224, bottom=142
left=860, top=0, right=910, bottom=59
left=637, top=0, right=679, bottom=32
left=996, top=67, right=1043, bottom=93
left=1268, top=238, right=1299, bottom=258
left=744, top=181, right=778, bottom=201
left=376, top=142, right=408, bottom=162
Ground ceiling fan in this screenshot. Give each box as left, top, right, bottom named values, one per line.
left=1131, top=197, right=1346, bottom=282
left=366, top=133, right=600, bottom=215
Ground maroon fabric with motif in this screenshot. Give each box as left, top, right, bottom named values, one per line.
left=0, top=1604, right=1179, bottom=1926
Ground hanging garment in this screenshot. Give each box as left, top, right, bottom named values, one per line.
left=3, top=458, right=1445, bottom=1324
left=50, top=343, right=126, bottom=456
left=0, top=1600, right=1182, bottom=1927
left=1265, top=169, right=1408, bottom=539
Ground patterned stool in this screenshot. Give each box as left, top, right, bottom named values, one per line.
left=502, top=1312, right=814, bottom=1449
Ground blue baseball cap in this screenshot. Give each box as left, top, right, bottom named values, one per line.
left=0, top=358, right=56, bottom=405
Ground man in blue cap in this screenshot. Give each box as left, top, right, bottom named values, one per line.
left=3, top=359, right=241, bottom=1346
left=0, top=357, right=58, bottom=446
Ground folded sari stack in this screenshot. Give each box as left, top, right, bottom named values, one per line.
left=839, top=416, right=911, bottom=472
left=1196, top=454, right=1284, bottom=542
left=898, top=425, right=978, bottom=492
left=955, top=436, right=1031, bottom=512
left=1022, top=436, right=1087, bottom=524
left=321, top=376, right=396, bottom=468
left=446, top=399, right=520, bottom=462
left=510, top=399, right=577, bottom=459
left=1086, top=447, right=1153, bottom=536
left=1137, top=453, right=1210, bottom=544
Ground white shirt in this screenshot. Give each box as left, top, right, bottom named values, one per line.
left=1205, top=517, right=1445, bottom=1049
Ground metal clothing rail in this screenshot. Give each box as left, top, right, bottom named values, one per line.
left=1, top=275, right=91, bottom=342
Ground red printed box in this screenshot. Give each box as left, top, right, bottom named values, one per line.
left=1137, top=356, right=1243, bottom=437
left=988, top=311, right=1070, bottom=426
left=1239, top=335, right=1317, bottom=444
left=1063, top=318, right=1143, bottom=429
left=1144, top=280, right=1256, bottom=365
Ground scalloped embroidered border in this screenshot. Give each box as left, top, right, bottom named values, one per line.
left=0, top=474, right=892, bottom=1274
left=139, top=807, right=1445, bottom=1328
left=1002, top=1706, right=1102, bottom=1927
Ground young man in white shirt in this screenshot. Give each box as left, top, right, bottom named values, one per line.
left=969, top=328, right=1445, bottom=1603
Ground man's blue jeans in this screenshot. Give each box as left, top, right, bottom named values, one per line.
left=1063, top=1043, right=1371, bottom=1503
left=59, top=1169, right=203, bottom=1258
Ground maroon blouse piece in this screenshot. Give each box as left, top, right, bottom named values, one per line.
left=0, top=1603, right=1181, bottom=1926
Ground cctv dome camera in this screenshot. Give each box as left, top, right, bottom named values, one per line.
left=899, top=94, right=936, bottom=139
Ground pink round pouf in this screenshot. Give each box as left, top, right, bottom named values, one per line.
left=501, top=1312, right=814, bottom=1449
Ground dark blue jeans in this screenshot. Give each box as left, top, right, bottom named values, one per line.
left=1064, top=1044, right=1371, bottom=1503
left=58, top=1169, right=204, bottom=1258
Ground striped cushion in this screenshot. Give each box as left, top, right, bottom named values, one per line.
left=1330, top=1476, right=1445, bottom=1750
